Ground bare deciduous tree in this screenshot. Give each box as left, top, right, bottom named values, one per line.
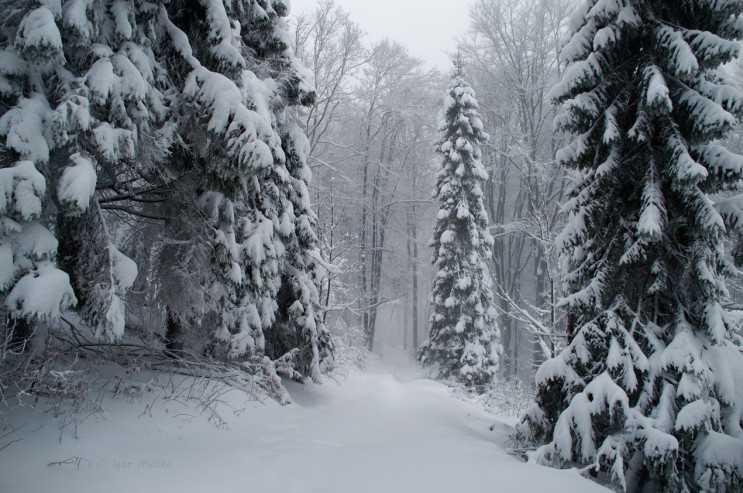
left=460, top=0, right=575, bottom=377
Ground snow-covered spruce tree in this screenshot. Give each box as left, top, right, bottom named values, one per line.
left=0, top=0, right=331, bottom=381
left=418, top=61, right=501, bottom=388
left=274, top=125, right=334, bottom=379
left=163, top=0, right=332, bottom=379
left=514, top=1, right=743, bottom=490
left=0, top=0, right=165, bottom=340
left=254, top=8, right=334, bottom=379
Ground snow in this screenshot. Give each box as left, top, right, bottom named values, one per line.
left=0, top=358, right=609, bottom=493
left=639, top=426, right=678, bottom=461
left=14, top=6, right=63, bottom=63
left=706, top=342, right=743, bottom=411
left=112, top=54, right=147, bottom=101
left=637, top=203, right=662, bottom=239
left=656, top=26, right=698, bottom=77
left=0, top=95, right=52, bottom=163
left=243, top=217, right=275, bottom=265
left=638, top=164, right=666, bottom=239
left=57, top=153, right=97, bottom=213
left=644, top=65, right=672, bottom=113
left=121, top=43, right=154, bottom=84
left=0, top=161, right=46, bottom=220
left=670, top=133, right=710, bottom=183
left=200, top=0, right=244, bottom=69
left=679, top=88, right=736, bottom=136
left=715, top=193, right=743, bottom=231
left=535, top=353, right=580, bottom=387
left=0, top=49, right=27, bottom=77
left=699, top=77, right=743, bottom=116
left=182, top=66, right=276, bottom=171
left=693, top=189, right=726, bottom=231
left=0, top=241, right=13, bottom=288
left=439, top=229, right=454, bottom=244
left=616, top=4, right=641, bottom=30
left=695, top=431, right=743, bottom=485
left=675, top=399, right=717, bottom=432
left=703, top=301, right=727, bottom=344
left=109, top=244, right=138, bottom=291
left=602, top=108, right=619, bottom=145
left=587, top=0, right=622, bottom=22
left=677, top=372, right=704, bottom=401
left=85, top=58, right=116, bottom=102
left=101, top=293, right=126, bottom=341
left=84, top=52, right=148, bottom=109
left=62, top=0, right=94, bottom=44
left=93, top=123, right=136, bottom=161
left=242, top=71, right=276, bottom=129
left=562, top=19, right=595, bottom=63
left=661, top=325, right=707, bottom=374
left=549, top=52, right=604, bottom=102
left=535, top=372, right=629, bottom=463
left=696, top=144, right=743, bottom=180
left=593, top=25, right=618, bottom=52
left=4, top=262, right=77, bottom=320
left=606, top=337, right=623, bottom=370
left=20, top=221, right=59, bottom=259
left=112, top=0, right=133, bottom=40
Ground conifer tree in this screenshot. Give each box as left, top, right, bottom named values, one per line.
left=418, top=60, right=501, bottom=388
left=0, top=0, right=332, bottom=380
left=165, top=0, right=333, bottom=378
left=0, top=0, right=162, bottom=339
left=272, top=124, right=334, bottom=379
left=515, top=1, right=743, bottom=490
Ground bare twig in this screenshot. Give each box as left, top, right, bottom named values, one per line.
left=47, top=456, right=91, bottom=469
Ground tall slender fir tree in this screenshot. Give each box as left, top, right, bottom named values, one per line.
left=515, top=1, right=743, bottom=491
left=418, top=59, right=501, bottom=388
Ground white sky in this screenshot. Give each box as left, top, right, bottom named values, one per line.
left=290, top=0, right=477, bottom=71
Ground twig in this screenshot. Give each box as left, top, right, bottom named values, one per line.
left=47, top=456, right=91, bottom=469
left=0, top=423, right=26, bottom=441
left=0, top=439, right=21, bottom=453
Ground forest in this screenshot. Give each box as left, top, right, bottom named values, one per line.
left=1, top=0, right=743, bottom=491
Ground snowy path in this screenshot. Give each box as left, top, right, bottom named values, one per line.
left=2, top=356, right=608, bottom=492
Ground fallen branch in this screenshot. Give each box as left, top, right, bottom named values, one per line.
left=47, top=456, right=91, bottom=469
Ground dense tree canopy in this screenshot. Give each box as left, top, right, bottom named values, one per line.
left=0, top=0, right=332, bottom=380
left=515, top=0, right=743, bottom=490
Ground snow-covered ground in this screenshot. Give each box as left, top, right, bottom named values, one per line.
left=1, top=353, right=608, bottom=492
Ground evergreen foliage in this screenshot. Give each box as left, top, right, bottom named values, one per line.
left=515, top=1, right=743, bottom=490
left=418, top=60, right=501, bottom=388
left=0, top=0, right=331, bottom=380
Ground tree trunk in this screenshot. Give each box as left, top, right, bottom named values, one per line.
left=322, top=172, right=335, bottom=324
left=402, top=297, right=409, bottom=351
left=360, top=119, right=372, bottom=349
left=165, top=308, right=185, bottom=356
left=406, top=206, right=419, bottom=351
left=533, top=247, right=547, bottom=370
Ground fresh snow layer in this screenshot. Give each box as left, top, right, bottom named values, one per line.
left=1, top=356, right=608, bottom=493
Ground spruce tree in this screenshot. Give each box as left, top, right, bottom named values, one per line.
left=515, top=1, right=743, bottom=490
left=418, top=60, right=501, bottom=388
left=0, top=0, right=163, bottom=338
left=272, top=125, right=334, bottom=379
left=0, top=0, right=332, bottom=380
left=166, top=0, right=333, bottom=379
